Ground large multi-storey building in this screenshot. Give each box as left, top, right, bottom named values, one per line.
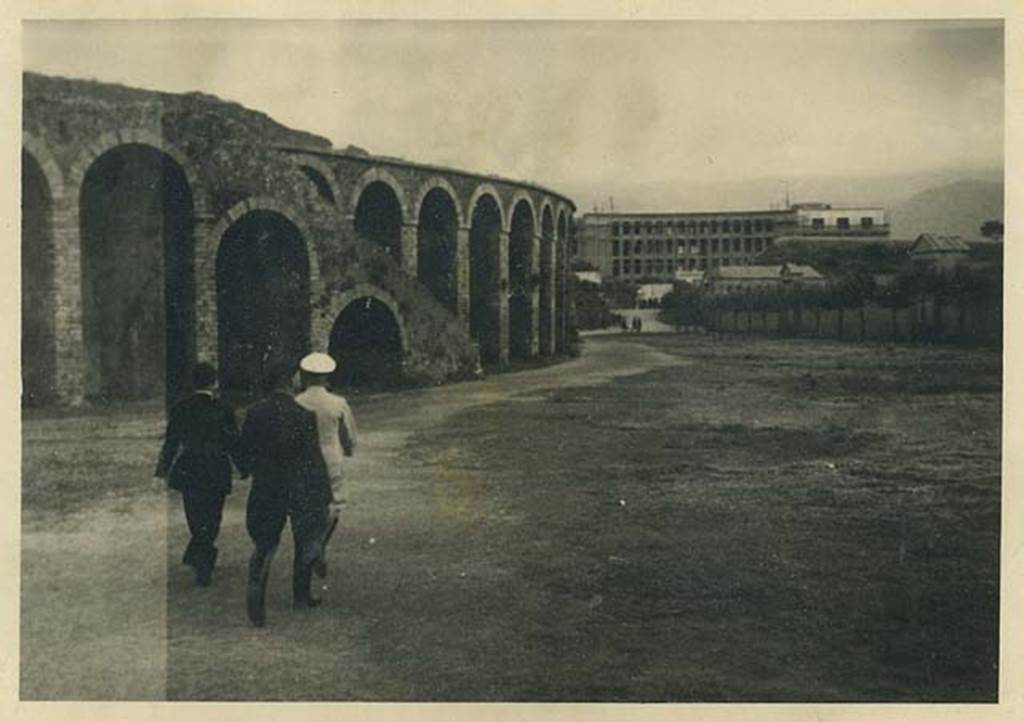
left=575, top=203, right=888, bottom=282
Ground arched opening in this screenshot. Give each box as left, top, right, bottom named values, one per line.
left=540, top=206, right=555, bottom=356
left=508, top=200, right=535, bottom=360
left=216, top=210, right=311, bottom=394
left=79, top=143, right=194, bottom=404
left=469, top=194, right=502, bottom=364
left=22, top=149, right=56, bottom=406
left=328, top=296, right=403, bottom=390
left=354, top=180, right=403, bottom=263
left=417, top=187, right=459, bottom=313
left=556, top=211, right=569, bottom=353
left=299, top=165, right=336, bottom=206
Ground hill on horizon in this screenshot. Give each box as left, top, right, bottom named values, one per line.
left=889, top=180, right=1004, bottom=241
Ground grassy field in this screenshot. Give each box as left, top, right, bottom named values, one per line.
left=21, top=334, right=1001, bottom=701
left=369, top=336, right=1001, bottom=701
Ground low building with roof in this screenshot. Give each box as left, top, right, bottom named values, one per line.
left=707, top=263, right=826, bottom=295
left=910, top=234, right=971, bottom=271
left=782, top=263, right=826, bottom=283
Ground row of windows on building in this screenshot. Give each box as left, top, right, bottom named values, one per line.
left=611, top=218, right=778, bottom=236
left=613, top=257, right=756, bottom=275
left=807, top=217, right=876, bottom=229
left=714, top=283, right=780, bottom=293
left=613, top=237, right=773, bottom=256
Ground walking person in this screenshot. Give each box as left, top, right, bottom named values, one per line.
left=295, top=352, right=357, bottom=578
left=237, top=362, right=334, bottom=627
left=155, top=362, right=241, bottom=587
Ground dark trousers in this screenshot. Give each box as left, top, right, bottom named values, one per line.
left=181, top=486, right=227, bottom=575
left=248, top=505, right=328, bottom=603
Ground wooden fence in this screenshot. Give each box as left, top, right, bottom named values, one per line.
left=706, top=296, right=1001, bottom=347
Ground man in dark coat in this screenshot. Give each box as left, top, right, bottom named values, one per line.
left=237, top=362, right=334, bottom=628
left=155, top=362, right=241, bottom=587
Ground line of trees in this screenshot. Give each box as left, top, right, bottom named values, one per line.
left=658, top=263, right=1002, bottom=346
left=572, top=278, right=620, bottom=331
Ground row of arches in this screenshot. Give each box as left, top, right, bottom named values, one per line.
left=330, top=172, right=569, bottom=363
left=296, top=160, right=572, bottom=243
left=21, top=138, right=571, bottom=406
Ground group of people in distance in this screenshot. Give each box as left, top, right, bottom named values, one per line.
left=155, top=352, right=357, bottom=628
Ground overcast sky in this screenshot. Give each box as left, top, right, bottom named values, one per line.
left=24, top=19, right=1003, bottom=209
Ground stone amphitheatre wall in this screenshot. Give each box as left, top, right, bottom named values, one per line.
left=21, top=72, right=575, bottom=405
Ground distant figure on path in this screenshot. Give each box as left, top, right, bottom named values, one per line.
left=295, top=352, right=357, bottom=577
left=155, top=362, right=241, bottom=587
left=238, top=363, right=334, bottom=627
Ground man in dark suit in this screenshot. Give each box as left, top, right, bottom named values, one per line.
left=155, top=362, right=241, bottom=587
left=237, top=362, right=333, bottom=628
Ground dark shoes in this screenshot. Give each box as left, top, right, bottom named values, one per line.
left=247, top=581, right=267, bottom=627
left=247, top=552, right=274, bottom=628
left=246, top=546, right=324, bottom=626
left=186, top=546, right=218, bottom=587
left=312, top=514, right=340, bottom=578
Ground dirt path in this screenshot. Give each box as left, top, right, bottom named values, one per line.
left=21, top=338, right=681, bottom=700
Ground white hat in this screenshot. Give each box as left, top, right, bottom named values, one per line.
left=299, top=352, right=337, bottom=374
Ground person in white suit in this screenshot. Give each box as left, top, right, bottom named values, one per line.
left=295, top=352, right=357, bottom=577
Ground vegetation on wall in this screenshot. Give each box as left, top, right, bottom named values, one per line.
left=315, top=236, right=480, bottom=386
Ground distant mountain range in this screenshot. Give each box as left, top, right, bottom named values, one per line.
left=889, top=180, right=1004, bottom=241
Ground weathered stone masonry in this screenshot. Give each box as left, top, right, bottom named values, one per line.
left=21, top=73, right=575, bottom=405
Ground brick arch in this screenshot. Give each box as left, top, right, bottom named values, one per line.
left=68, top=128, right=209, bottom=217
left=554, top=206, right=570, bottom=354
left=413, top=175, right=464, bottom=227
left=348, top=166, right=411, bottom=221
left=506, top=189, right=537, bottom=233
left=289, top=154, right=344, bottom=216
left=69, top=129, right=214, bottom=404
left=22, top=131, right=65, bottom=202
left=315, top=283, right=408, bottom=354
left=539, top=198, right=556, bottom=236
left=536, top=199, right=558, bottom=358
left=206, top=196, right=322, bottom=296
left=21, top=132, right=65, bottom=405
left=507, top=189, right=539, bottom=361
left=556, top=206, right=569, bottom=240
left=466, top=183, right=505, bottom=229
